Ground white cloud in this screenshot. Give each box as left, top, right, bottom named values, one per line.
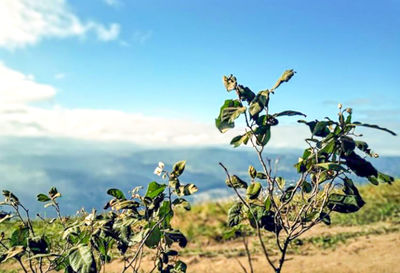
left=0, top=62, right=56, bottom=105
left=133, top=30, right=153, bottom=44
left=0, top=62, right=312, bottom=148
left=95, top=23, right=120, bottom=41
left=103, top=0, right=121, bottom=7
left=0, top=0, right=120, bottom=49
left=1, top=63, right=397, bottom=153
left=54, top=73, right=66, bottom=80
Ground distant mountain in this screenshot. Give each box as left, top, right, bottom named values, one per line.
left=0, top=137, right=399, bottom=216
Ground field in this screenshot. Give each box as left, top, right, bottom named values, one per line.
left=1, top=181, right=400, bottom=273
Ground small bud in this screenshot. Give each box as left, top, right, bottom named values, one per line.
left=373, top=153, right=379, bottom=158
left=346, top=108, right=352, bottom=114
left=338, top=103, right=343, bottom=109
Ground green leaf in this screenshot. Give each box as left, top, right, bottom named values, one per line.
left=145, top=182, right=167, bottom=199
left=316, top=162, right=347, bottom=172
left=227, top=202, right=242, bottom=227
left=69, top=245, right=97, bottom=273
left=215, top=116, right=235, bottom=133
left=249, top=100, right=263, bottom=117
left=276, top=177, right=285, bottom=189
left=273, top=110, right=306, bottom=118
left=172, top=160, right=186, bottom=177
left=377, top=172, right=395, bottom=184
left=10, top=226, right=29, bottom=247
left=248, top=165, right=257, bottom=179
left=298, top=120, right=330, bottom=137
left=271, top=69, right=295, bottom=91
left=264, top=196, right=271, bottom=212
left=184, top=184, right=198, bottom=195
left=230, top=132, right=251, bottom=148
left=145, top=226, right=162, bottom=248
left=221, top=105, right=246, bottom=124
left=255, top=125, right=271, bottom=146
left=249, top=91, right=269, bottom=118
left=256, top=172, right=268, bottom=179
left=280, top=186, right=295, bottom=202
left=106, top=188, right=126, bottom=200
left=225, top=175, right=248, bottom=189
left=216, top=99, right=242, bottom=133
left=37, top=194, right=51, bottom=202
left=2, top=190, right=19, bottom=204
left=352, top=122, right=396, bottom=136
left=172, top=198, right=191, bottom=210
left=222, top=75, right=237, bottom=91
left=246, top=182, right=262, bottom=199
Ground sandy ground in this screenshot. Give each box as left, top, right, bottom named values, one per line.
left=2, top=224, right=400, bottom=273
left=104, top=223, right=400, bottom=273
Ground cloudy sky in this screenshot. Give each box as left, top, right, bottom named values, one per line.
left=0, top=0, right=399, bottom=152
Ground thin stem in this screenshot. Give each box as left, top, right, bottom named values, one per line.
left=219, top=162, right=277, bottom=271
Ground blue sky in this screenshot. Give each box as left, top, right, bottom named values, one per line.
left=0, top=0, right=399, bottom=152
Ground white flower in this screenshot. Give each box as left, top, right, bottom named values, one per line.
left=154, top=161, right=165, bottom=176
left=338, top=103, right=343, bottom=109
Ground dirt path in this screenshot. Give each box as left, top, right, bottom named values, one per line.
left=2, top=225, right=399, bottom=273
left=103, top=227, right=400, bottom=273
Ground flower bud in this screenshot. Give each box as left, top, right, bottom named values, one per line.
left=338, top=103, right=343, bottom=109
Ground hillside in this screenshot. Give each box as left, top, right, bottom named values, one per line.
left=1, top=181, right=399, bottom=273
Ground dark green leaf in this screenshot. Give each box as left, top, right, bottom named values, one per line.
left=352, top=122, right=396, bottom=136
left=37, top=194, right=51, bottom=202
left=327, top=193, right=365, bottom=213
left=172, top=260, right=187, bottom=273
left=27, top=236, right=49, bottom=254
left=302, top=182, right=312, bottom=193
left=145, top=226, right=162, bottom=248
left=227, top=202, right=242, bottom=227
left=273, top=110, right=306, bottom=118
left=225, top=175, right=248, bottom=189
left=319, top=212, right=331, bottom=225
left=106, top=189, right=126, bottom=200
left=340, top=136, right=356, bottom=156
left=237, top=85, right=255, bottom=103
left=344, top=152, right=378, bottom=179
left=165, top=231, right=187, bottom=248
left=10, top=226, right=29, bottom=247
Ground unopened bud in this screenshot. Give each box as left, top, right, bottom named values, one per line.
left=346, top=108, right=352, bottom=114
left=338, top=103, right=343, bottom=109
